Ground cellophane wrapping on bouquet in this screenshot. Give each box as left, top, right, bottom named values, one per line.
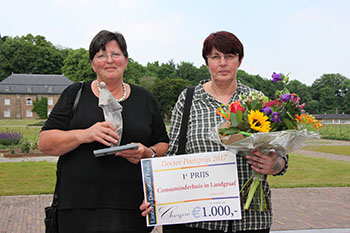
left=209, top=121, right=321, bottom=156
left=208, top=72, right=323, bottom=211
left=209, top=122, right=320, bottom=212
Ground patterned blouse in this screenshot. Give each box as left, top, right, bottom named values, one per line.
left=166, top=80, right=288, bottom=232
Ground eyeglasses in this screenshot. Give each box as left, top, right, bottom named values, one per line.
left=207, top=53, right=238, bottom=62
left=94, top=52, right=123, bottom=62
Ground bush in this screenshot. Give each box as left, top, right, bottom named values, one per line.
left=27, top=121, right=45, bottom=126
left=0, top=130, right=23, bottom=145
left=319, top=124, right=350, bottom=141
left=32, top=97, right=48, bottom=119
left=20, top=139, right=31, bottom=153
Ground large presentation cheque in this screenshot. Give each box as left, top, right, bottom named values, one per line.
left=141, top=151, right=242, bottom=226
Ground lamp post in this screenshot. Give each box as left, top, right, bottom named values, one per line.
left=335, top=88, right=349, bottom=114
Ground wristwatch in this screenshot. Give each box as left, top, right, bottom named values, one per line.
left=150, top=147, right=157, bottom=158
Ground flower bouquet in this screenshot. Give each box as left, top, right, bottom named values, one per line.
left=209, top=72, right=323, bottom=211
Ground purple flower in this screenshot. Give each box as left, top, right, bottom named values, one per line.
left=260, top=107, right=272, bottom=116
left=271, top=112, right=281, bottom=124
left=0, top=130, right=23, bottom=145
left=281, top=94, right=291, bottom=102
left=272, top=72, right=283, bottom=83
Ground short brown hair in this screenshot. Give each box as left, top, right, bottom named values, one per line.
left=202, top=31, right=244, bottom=65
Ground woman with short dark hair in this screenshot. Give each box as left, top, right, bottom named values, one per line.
left=39, top=30, right=169, bottom=233
left=141, top=31, right=288, bottom=233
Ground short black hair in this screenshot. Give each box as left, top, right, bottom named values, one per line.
left=89, top=30, right=128, bottom=61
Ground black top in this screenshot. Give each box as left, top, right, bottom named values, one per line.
left=42, top=80, right=169, bottom=210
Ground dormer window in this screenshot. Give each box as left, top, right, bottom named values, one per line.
left=27, top=86, right=32, bottom=92
left=48, top=86, right=53, bottom=92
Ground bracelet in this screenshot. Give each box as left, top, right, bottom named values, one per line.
left=150, top=147, right=157, bottom=158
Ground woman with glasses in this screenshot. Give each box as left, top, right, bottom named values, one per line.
left=141, top=31, right=288, bottom=233
left=39, top=30, right=169, bottom=233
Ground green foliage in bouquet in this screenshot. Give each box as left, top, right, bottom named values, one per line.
left=217, top=72, right=322, bottom=141
left=215, top=72, right=323, bottom=212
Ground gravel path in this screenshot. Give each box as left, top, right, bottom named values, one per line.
left=0, top=155, right=58, bottom=163
left=1, top=139, right=348, bottom=163
left=293, top=139, right=350, bottom=162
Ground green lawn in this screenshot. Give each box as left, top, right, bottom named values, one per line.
left=0, top=153, right=349, bottom=196
left=268, top=153, right=350, bottom=188
left=0, top=119, right=43, bottom=144
left=0, top=161, right=56, bottom=196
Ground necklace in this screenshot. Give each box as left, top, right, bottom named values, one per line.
left=97, top=80, right=127, bottom=102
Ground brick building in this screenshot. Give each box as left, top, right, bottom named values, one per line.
left=0, top=73, right=72, bottom=119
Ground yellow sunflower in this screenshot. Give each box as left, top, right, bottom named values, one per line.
left=248, top=110, right=271, bottom=132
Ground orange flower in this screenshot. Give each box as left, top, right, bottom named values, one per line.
left=295, top=114, right=323, bottom=129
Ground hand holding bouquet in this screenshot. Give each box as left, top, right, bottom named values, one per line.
left=210, top=72, right=322, bottom=211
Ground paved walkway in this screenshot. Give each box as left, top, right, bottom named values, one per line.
left=1, top=187, right=349, bottom=233
left=1, top=139, right=349, bottom=232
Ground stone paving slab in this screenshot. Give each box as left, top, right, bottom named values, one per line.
left=1, top=187, right=349, bottom=233
left=271, top=187, right=350, bottom=230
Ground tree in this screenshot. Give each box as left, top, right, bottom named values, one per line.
left=22, top=34, right=54, bottom=48
left=197, top=65, right=211, bottom=83
left=62, top=48, right=95, bottom=82
left=146, top=61, right=177, bottom=80
left=341, top=90, right=350, bottom=114
left=318, top=86, right=337, bottom=114
left=0, top=34, right=65, bottom=81
left=146, top=61, right=160, bottom=77
left=177, top=62, right=201, bottom=85
left=287, top=80, right=312, bottom=108
left=138, top=76, right=157, bottom=92
left=335, top=79, right=350, bottom=114
left=123, top=58, right=149, bottom=84
left=0, top=34, right=9, bottom=43
left=304, top=99, right=319, bottom=114
left=32, top=97, right=48, bottom=119
left=237, top=70, right=277, bottom=99
left=311, top=73, right=347, bottom=100
left=152, top=78, right=191, bottom=121
left=311, top=73, right=348, bottom=114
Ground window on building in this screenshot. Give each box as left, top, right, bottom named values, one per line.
left=26, top=110, right=33, bottom=117
left=47, top=109, right=52, bottom=116
left=4, top=110, right=10, bottom=117
left=4, top=99, right=11, bottom=105
left=26, top=98, right=32, bottom=105
left=48, top=97, right=53, bottom=105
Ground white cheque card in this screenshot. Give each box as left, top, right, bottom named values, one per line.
left=141, top=151, right=241, bottom=226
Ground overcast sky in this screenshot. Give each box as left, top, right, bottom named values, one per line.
left=1, top=0, right=350, bottom=86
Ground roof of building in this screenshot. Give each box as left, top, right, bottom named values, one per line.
left=314, top=114, right=350, bottom=119
left=0, top=73, right=73, bottom=94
